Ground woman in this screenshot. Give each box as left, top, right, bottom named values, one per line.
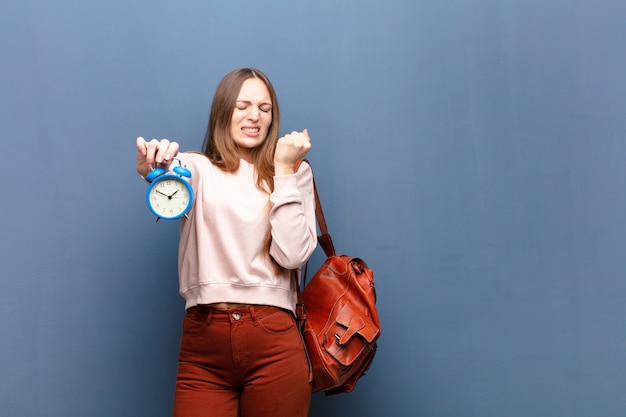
left=135, top=68, right=316, bottom=417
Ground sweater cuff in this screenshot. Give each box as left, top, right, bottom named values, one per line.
left=272, top=174, right=300, bottom=197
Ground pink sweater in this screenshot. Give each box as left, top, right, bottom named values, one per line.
left=175, top=153, right=317, bottom=313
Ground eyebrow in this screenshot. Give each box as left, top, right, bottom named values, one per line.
left=236, top=100, right=272, bottom=106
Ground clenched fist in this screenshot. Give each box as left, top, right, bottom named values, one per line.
left=274, top=129, right=312, bottom=175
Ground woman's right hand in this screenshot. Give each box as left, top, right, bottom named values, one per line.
left=136, top=136, right=180, bottom=178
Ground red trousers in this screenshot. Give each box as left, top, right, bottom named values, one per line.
left=173, top=305, right=312, bottom=417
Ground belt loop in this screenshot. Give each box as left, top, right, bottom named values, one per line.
left=249, top=306, right=259, bottom=326
left=206, top=308, right=213, bottom=325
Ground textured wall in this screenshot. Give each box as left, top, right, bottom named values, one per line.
left=1, top=0, right=625, bottom=416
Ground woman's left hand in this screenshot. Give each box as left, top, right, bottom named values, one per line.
left=274, top=129, right=312, bottom=175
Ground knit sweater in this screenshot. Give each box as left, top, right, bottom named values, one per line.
left=174, top=152, right=317, bottom=313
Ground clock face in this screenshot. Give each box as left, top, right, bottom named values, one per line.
left=147, top=176, right=193, bottom=220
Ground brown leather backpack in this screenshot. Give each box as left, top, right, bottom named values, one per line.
left=295, top=161, right=381, bottom=395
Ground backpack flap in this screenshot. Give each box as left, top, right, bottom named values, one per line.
left=325, top=303, right=379, bottom=367
left=336, top=304, right=380, bottom=344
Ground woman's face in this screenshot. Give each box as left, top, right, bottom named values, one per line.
left=229, top=77, right=273, bottom=160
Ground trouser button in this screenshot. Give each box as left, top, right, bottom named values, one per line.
left=232, top=312, right=242, bottom=320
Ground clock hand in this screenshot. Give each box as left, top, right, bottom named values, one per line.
left=155, top=189, right=169, bottom=197
left=169, top=190, right=180, bottom=198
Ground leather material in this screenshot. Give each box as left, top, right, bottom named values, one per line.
left=301, top=256, right=379, bottom=394
left=294, top=160, right=381, bottom=395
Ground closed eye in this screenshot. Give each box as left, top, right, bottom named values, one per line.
left=236, top=101, right=272, bottom=113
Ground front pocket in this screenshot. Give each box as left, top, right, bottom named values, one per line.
left=182, top=314, right=206, bottom=335
left=258, top=310, right=296, bottom=334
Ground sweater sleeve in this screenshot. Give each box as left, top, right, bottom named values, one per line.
left=269, top=161, right=317, bottom=269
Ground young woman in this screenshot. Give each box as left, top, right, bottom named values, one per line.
left=136, top=68, right=316, bottom=417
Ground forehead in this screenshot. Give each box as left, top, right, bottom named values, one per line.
left=236, top=78, right=271, bottom=103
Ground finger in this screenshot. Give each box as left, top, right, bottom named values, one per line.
left=277, top=136, right=292, bottom=146
left=155, top=139, right=171, bottom=164
left=145, top=138, right=161, bottom=167
left=136, top=136, right=148, bottom=155
left=292, top=132, right=310, bottom=147
left=300, top=130, right=311, bottom=147
left=163, top=141, right=179, bottom=164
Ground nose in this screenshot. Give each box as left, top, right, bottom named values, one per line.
left=247, top=105, right=260, bottom=121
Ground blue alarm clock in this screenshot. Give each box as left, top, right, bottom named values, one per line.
left=145, top=159, right=194, bottom=221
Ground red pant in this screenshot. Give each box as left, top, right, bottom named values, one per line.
left=173, top=305, right=311, bottom=417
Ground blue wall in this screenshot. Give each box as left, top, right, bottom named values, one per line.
left=2, top=1, right=626, bottom=416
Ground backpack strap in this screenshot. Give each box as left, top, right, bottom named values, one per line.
left=296, top=159, right=336, bottom=257
left=293, top=159, right=335, bottom=326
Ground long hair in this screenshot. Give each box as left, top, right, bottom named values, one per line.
left=201, top=68, right=280, bottom=192
left=201, top=68, right=284, bottom=272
